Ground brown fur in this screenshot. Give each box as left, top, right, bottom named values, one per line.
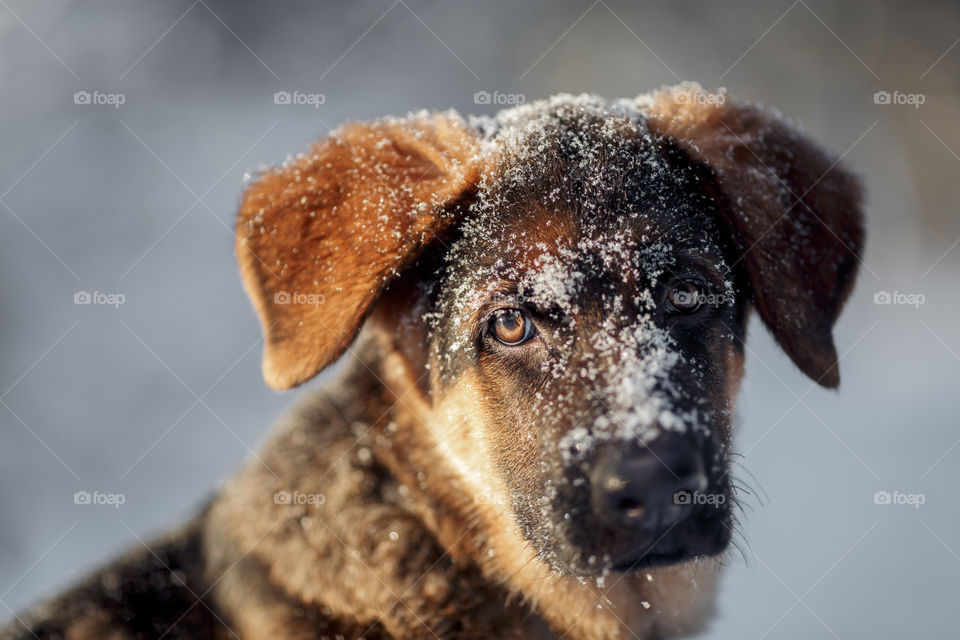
left=2, top=84, right=863, bottom=640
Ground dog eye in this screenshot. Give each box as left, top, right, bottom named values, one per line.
left=490, top=309, right=536, bottom=345
left=666, top=281, right=704, bottom=313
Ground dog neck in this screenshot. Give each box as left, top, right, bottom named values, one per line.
left=204, top=334, right=720, bottom=639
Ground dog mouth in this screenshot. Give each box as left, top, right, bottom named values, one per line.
left=541, top=492, right=733, bottom=576
left=545, top=519, right=731, bottom=577
left=603, top=498, right=733, bottom=571
left=606, top=519, right=729, bottom=571
left=609, top=546, right=691, bottom=571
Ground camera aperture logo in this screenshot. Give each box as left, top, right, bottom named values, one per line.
left=74, top=290, right=126, bottom=308
left=73, top=490, right=126, bottom=509
left=274, top=490, right=325, bottom=506
left=73, top=90, right=126, bottom=109
left=273, top=90, right=325, bottom=108
left=873, top=490, right=925, bottom=509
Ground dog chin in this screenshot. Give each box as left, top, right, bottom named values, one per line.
left=605, top=537, right=729, bottom=572
left=542, top=518, right=732, bottom=577
left=553, top=543, right=729, bottom=578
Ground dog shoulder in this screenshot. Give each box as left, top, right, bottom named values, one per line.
left=201, top=354, right=545, bottom=639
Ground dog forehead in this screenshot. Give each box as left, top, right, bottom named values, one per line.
left=450, top=204, right=720, bottom=317
left=475, top=93, right=665, bottom=197
left=465, top=93, right=718, bottom=249
left=477, top=92, right=647, bottom=150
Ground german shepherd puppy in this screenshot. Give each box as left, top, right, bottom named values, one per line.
left=2, top=84, right=863, bottom=640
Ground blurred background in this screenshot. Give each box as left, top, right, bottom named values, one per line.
left=0, top=1, right=957, bottom=637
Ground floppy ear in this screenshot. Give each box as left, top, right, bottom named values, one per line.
left=236, top=111, right=481, bottom=390
left=642, top=84, right=865, bottom=388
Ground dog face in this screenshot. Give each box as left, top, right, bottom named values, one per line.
left=428, top=105, right=744, bottom=574
left=236, top=86, right=863, bottom=580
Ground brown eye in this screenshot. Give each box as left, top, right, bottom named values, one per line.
left=491, top=309, right=535, bottom=345
left=666, top=281, right=704, bottom=313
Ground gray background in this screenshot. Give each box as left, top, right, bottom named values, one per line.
left=1, top=1, right=958, bottom=638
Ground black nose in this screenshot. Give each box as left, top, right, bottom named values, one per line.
left=590, top=434, right=708, bottom=531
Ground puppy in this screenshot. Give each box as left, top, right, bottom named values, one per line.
left=2, top=83, right=863, bottom=640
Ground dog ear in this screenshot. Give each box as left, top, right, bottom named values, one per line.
left=236, top=112, right=481, bottom=390
left=643, top=84, right=864, bottom=388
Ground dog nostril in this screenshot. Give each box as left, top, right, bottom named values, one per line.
left=616, top=496, right=645, bottom=519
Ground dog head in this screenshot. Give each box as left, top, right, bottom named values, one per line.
left=236, top=85, right=863, bottom=579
